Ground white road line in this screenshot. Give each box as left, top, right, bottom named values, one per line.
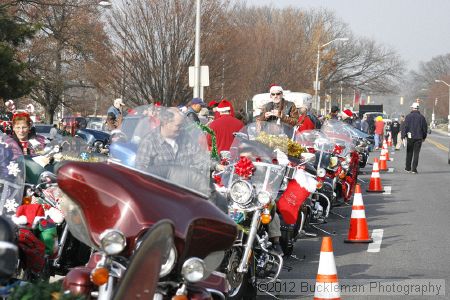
left=389, top=158, right=394, bottom=161
left=387, top=168, right=394, bottom=173
left=383, top=186, right=392, bottom=195
left=391, top=152, right=395, bottom=155
left=367, top=229, right=384, bottom=253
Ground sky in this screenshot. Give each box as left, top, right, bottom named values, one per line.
left=246, top=0, right=450, bottom=71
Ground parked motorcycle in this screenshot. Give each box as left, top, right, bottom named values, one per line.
left=61, top=105, right=237, bottom=299
left=213, top=121, right=317, bottom=298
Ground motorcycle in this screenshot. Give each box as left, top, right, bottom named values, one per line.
left=213, top=121, right=317, bottom=298
left=321, top=120, right=360, bottom=204
left=61, top=105, right=237, bottom=299
left=13, top=137, right=105, bottom=280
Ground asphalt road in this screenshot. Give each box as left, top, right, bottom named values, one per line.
left=260, top=132, right=450, bottom=300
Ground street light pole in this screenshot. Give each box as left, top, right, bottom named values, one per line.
left=193, top=0, right=201, bottom=98
left=313, top=37, right=348, bottom=114
left=434, top=79, right=450, bottom=134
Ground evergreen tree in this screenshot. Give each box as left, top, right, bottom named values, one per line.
left=0, top=4, right=35, bottom=100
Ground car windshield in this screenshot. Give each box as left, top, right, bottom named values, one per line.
left=109, top=105, right=211, bottom=197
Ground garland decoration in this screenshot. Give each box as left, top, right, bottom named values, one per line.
left=196, top=123, right=219, bottom=160
left=255, top=132, right=306, bottom=158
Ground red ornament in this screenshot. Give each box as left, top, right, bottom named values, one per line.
left=234, top=156, right=255, bottom=179
left=213, top=175, right=224, bottom=187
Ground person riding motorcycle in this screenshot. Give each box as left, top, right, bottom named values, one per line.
left=256, top=85, right=299, bottom=255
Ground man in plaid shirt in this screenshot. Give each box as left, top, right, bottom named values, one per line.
left=135, top=108, right=210, bottom=193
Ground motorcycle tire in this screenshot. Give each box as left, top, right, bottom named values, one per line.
left=225, top=248, right=256, bottom=300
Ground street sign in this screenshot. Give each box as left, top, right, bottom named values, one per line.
left=189, top=66, right=209, bottom=87
left=313, top=81, right=321, bottom=91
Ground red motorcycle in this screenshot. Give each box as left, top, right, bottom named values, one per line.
left=61, top=105, right=237, bottom=299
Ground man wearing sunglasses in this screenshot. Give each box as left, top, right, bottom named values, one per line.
left=257, top=85, right=299, bottom=127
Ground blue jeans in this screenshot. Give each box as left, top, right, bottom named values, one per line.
left=375, top=134, right=382, bottom=149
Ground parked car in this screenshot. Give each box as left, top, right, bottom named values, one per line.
left=34, top=123, right=61, bottom=142
left=75, top=128, right=110, bottom=152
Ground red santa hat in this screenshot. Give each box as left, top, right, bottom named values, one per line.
left=217, top=99, right=232, bottom=113
left=343, top=109, right=353, bottom=117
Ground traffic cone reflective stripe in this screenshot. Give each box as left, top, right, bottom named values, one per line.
left=367, top=158, right=384, bottom=193
left=314, top=237, right=341, bottom=300
left=379, top=150, right=388, bottom=171
left=345, top=184, right=373, bottom=243
left=383, top=141, right=390, bottom=161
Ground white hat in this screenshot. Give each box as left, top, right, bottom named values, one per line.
left=410, top=102, right=419, bottom=109
left=269, top=85, right=283, bottom=94
left=114, top=98, right=125, bottom=106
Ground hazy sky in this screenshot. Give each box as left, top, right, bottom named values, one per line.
left=246, top=0, right=450, bottom=71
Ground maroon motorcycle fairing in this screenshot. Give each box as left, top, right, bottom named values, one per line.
left=57, top=161, right=237, bottom=263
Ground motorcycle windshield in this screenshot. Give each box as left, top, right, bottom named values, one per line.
left=294, top=129, right=335, bottom=152
left=0, top=132, right=25, bottom=219
left=109, top=105, right=211, bottom=196
left=228, top=121, right=289, bottom=201
left=230, top=121, right=304, bottom=161
left=320, top=119, right=356, bottom=156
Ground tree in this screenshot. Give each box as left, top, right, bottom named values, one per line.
left=106, top=0, right=230, bottom=107
left=18, top=0, right=113, bottom=123
left=0, top=2, right=35, bottom=101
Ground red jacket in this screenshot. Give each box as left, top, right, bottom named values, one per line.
left=297, top=115, right=315, bottom=132
left=208, top=115, right=244, bottom=153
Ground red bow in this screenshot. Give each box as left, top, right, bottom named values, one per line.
left=234, top=156, right=255, bottom=178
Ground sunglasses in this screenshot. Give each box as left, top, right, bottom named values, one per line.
left=271, top=92, right=282, bottom=96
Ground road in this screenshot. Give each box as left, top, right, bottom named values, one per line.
left=260, top=131, right=450, bottom=299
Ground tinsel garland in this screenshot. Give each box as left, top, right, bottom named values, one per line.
left=195, top=123, right=219, bottom=160
left=255, top=132, right=306, bottom=158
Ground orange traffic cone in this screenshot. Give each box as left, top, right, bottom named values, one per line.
left=314, top=237, right=340, bottom=300
left=367, top=158, right=384, bottom=193
left=387, top=134, right=393, bottom=147
left=379, top=149, right=388, bottom=172
left=383, top=141, right=390, bottom=161
left=345, top=184, right=373, bottom=243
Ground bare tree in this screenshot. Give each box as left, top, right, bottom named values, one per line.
left=106, top=0, right=230, bottom=107
left=18, top=0, right=113, bottom=122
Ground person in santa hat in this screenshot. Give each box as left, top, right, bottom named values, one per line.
left=207, top=100, right=244, bottom=153
left=341, top=109, right=354, bottom=125
left=257, top=85, right=299, bottom=127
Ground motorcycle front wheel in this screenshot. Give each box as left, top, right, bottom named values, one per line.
left=225, top=247, right=256, bottom=300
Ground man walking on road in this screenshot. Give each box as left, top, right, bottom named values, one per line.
left=401, top=102, right=428, bottom=174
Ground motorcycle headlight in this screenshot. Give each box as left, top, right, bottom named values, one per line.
left=329, top=157, right=338, bottom=168
left=99, top=229, right=126, bottom=255
left=317, top=168, right=326, bottom=178
left=181, top=257, right=206, bottom=283
left=257, top=191, right=271, bottom=206
left=229, top=180, right=253, bottom=207
left=159, top=245, right=177, bottom=278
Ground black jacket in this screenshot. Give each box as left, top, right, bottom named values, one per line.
left=401, top=111, right=427, bottom=140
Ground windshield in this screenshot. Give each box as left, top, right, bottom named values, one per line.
left=226, top=121, right=288, bottom=202
left=109, top=105, right=211, bottom=196
left=230, top=121, right=304, bottom=161
left=320, top=119, right=356, bottom=156
left=0, top=132, right=25, bottom=219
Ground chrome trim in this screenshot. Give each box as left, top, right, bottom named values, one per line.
left=237, top=210, right=261, bottom=273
